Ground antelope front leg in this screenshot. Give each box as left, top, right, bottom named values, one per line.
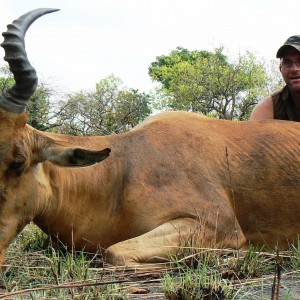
left=105, top=218, right=208, bottom=266
left=105, top=216, right=247, bottom=267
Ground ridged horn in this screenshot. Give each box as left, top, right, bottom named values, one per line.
left=0, top=8, right=59, bottom=114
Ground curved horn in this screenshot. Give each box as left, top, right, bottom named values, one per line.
left=0, top=8, right=59, bottom=114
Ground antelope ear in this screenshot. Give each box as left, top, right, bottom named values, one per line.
left=42, top=146, right=111, bottom=167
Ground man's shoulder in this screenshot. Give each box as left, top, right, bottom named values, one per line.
left=250, top=96, right=274, bottom=120
left=271, top=86, right=288, bottom=98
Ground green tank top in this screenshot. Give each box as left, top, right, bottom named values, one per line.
left=272, top=86, right=300, bottom=121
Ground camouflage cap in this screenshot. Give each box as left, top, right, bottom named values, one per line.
left=276, top=35, right=300, bottom=58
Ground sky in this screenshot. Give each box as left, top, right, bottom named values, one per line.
left=0, top=0, right=299, bottom=94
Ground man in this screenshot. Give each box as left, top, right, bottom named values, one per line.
left=250, top=35, right=300, bottom=121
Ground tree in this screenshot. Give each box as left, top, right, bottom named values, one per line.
left=149, top=47, right=272, bottom=120
left=56, top=74, right=152, bottom=135
left=1, top=66, right=152, bottom=135
left=149, top=46, right=226, bottom=90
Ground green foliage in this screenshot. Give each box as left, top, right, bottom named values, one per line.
left=149, top=46, right=226, bottom=90
left=149, top=47, right=275, bottom=120
left=20, top=223, right=48, bottom=252
left=26, top=82, right=59, bottom=131
left=0, top=65, right=14, bottom=93
left=56, top=74, right=152, bottom=135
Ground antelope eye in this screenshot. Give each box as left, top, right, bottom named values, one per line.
left=9, top=161, right=24, bottom=170
left=7, top=161, right=25, bottom=176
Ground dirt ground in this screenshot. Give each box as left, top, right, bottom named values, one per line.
left=127, top=274, right=300, bottom=300
left=0, top=274, right=299, bottom=299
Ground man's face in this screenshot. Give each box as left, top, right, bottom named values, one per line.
left=280, top=48, right=300, bottom=92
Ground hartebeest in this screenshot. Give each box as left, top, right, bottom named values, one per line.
left=0, top=9, right=300, bottom=269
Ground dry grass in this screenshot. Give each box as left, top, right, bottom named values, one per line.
left=0, top=224, right=299, bottom=299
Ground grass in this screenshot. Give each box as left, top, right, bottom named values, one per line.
left=1, top=224, right=129, bottom=299
left=162, top=244, right=300, bottom=300
left=0, top=224, right=300, bottom=299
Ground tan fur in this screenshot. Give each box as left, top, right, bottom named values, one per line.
left=0, top=109, right=300, bottom=267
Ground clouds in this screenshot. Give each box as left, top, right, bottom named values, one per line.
left=0, top=0, right=299, bottom=93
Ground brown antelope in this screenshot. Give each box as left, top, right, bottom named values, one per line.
left=0, top=9, right=299, bottom=269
